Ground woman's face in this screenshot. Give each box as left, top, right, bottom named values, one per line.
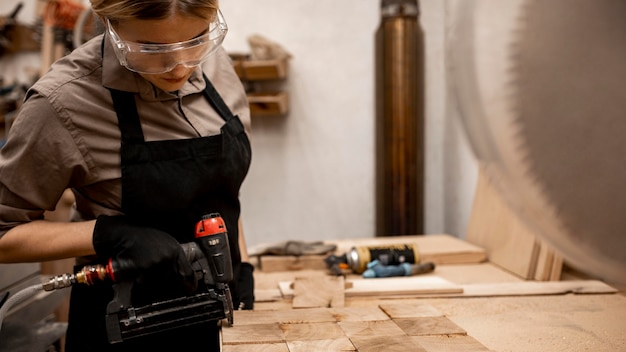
left=113, top=14, right=212, bottom=92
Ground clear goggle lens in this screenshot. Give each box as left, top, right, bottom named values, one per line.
left=106, top=10, right=228, bottom=74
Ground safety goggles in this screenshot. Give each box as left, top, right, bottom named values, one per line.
left=105, top=10, right=228, bottom=74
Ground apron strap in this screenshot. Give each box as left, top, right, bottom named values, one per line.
left=203, top=75, right=236, bottom=122
left=109, top=88, right=145, bottom=143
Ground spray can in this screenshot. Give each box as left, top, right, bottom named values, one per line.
left=346, top=243, right=420, bottom=274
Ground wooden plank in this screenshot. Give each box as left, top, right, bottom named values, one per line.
left=465, top=167, right=541, bottom=279
left=256, top=255, right=328, bottom=272
left=534, top=239, right=564, bottom=281
left=347, top=276, right=463, bottom=297
left=458, top=280, right=617, bottom=297
left=280, top=276, right=463, bottom=299
left=534, top=241, right=554, bottom=281
left=550, top=254, right=563, bottom=281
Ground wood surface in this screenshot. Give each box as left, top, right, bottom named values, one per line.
left=245, top=249, right=624, bottom=351
left=222, top=304, right=490, bottom=352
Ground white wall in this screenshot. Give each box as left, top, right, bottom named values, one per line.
left=220, top=0, right=478, bottom=247
left=0, top=0, right=479, bottom=248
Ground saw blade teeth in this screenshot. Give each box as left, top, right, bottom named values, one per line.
left=504, top=0, right=626, bottom=282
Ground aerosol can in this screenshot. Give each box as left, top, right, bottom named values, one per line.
left=347, top=243, right=420, bottom=274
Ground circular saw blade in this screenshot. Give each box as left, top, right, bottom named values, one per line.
left=511, top=0, right=626, bottom=283
left=448, top=0, right=626, bottom=284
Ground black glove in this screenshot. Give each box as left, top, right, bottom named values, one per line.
left=233, top=262, right=255, bottom=310
left=93, top=215, right=197, bottom=293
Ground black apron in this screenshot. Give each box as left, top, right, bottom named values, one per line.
left=65, top=76, right=251, bottom=352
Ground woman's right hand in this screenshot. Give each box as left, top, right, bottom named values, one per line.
left=92, top=215, right=197, bottom=293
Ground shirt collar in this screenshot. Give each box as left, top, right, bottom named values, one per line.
left=100, top=35, right=206, bottom=101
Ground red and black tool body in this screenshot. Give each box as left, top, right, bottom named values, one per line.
left=102, top=213, right=234, bottom=344
left=194, top=213, right=233, bottom=284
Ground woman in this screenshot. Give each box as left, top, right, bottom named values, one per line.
left=0, top=0, right=253, bottom=350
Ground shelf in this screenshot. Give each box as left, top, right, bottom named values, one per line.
left=230, top=53, right=290, bottom=117
left=247, top=92, right=289, bottom=116
left=232, top=57, right=288, bottom=81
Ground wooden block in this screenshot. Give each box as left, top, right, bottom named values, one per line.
left=379, top=303, right=444, bottom=319
left=280, top=322, right=345, bottom=341
left=286, top=337, right=356, bottom=352
left=349, top=335, right=428, bottom=352
left=233, top=310, right=280, bottom=326
left=393, top=317, right=467, bottom=336
left=412, top=335, right=491, bottom=352
left=330, top=306, right=391, bottom=322
left=338, top=320, right=406, bottom=338
left=292, top=276, right=345, bottom=308
left=221, top=324, right=285, bottom=345
left=272, top=308, right=337, bottom=324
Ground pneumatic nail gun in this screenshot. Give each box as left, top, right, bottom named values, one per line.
left=43, top=213, right=235, bottom=344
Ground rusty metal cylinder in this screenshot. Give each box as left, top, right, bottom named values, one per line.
left=375, top=0, right=424, bottom=236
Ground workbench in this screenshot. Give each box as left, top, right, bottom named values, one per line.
left=223, top=235, right=626, bottom=351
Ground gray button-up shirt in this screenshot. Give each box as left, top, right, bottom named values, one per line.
left=0, top=34, right=250, bottom=236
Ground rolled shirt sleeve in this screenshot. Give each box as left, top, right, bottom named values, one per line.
left=0, top=93, right=89, bottom=236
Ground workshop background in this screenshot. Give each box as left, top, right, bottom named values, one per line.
left=0, top=0, right=478, bottom=248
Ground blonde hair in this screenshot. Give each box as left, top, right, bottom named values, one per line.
left=90, top=0, right=219, bottom=22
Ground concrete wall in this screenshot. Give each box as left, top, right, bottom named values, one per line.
left=0, top=0, right=479, bottom=248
